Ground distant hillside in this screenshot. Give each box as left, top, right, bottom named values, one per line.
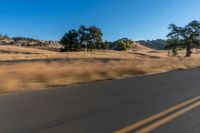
left=0, top=36, right=64, bottom=51
left=107, top=38, right=153, bottom=52
left=0, top=35, right=161, bottom=52
left=137, top=39, right=167, bottom=50
left=130, top=42, right=154, bottom=52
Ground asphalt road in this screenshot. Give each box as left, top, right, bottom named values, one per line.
left=1, top=68, right=200, bottom=133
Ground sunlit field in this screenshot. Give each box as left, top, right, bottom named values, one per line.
left=0, top=45, right=200, bottom=93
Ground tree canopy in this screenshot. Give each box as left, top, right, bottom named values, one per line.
left=166, top=20, right=200, bottom=57
left=113, top=38, right=133, bottom=51
left=60, top=30, right=80, bottom=51
left=60, top=25, right=103, bottom=52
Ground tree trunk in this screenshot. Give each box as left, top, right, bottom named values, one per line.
left=185, top=44, right=192, bottom=57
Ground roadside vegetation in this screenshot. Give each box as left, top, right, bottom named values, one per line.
left=60, top=25, right=134, bottom=52
left=0, top=20, right=200, bottom=93
left=166, top=20, right=200, bottom=57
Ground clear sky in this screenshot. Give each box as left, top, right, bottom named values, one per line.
left=0, top=0, right=200, bottom=41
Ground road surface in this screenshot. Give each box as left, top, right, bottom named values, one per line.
left=0, top=68, right=200, bottom=133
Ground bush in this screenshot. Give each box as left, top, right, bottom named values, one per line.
left=113, top=38, right=133, bottom=51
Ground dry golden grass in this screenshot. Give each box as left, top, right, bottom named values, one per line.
left=1, top=45, right=200, bottom=93
left=0, top=45, right=159, bottom=61
left=0, top=46, right=133, bottom=61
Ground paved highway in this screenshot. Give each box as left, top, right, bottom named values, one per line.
left=1, top=68, right=200, bottom=133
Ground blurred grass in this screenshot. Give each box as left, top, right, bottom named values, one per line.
left=1, top=45, right=200, bottom=93
left=1, top=57, right=200, bottom=93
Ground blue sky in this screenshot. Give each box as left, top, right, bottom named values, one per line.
left=0, top=0, right=200, bottom=41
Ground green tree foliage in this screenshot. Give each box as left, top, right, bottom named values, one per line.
left=79, top=25, right=89, bottom=49
left=88, top=26, right=103, bottom=50
left=60, top=30, right=80, bottom=51
left=166, top=20, right=200, bottom=57
left=78, top=25, right=103, bottom=51
left=113, top=38, right=133, bottom=51
left=60, top=25, right=103, bottom=52
left=103, top=40, right=112, bottom=49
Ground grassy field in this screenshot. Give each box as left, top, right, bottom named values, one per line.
left=1, top=45, right=200, bottom=93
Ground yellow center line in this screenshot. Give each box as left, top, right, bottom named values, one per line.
left=137, top=100, right=200, bottom=133
left=114, top=96, right=200, bottom=133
